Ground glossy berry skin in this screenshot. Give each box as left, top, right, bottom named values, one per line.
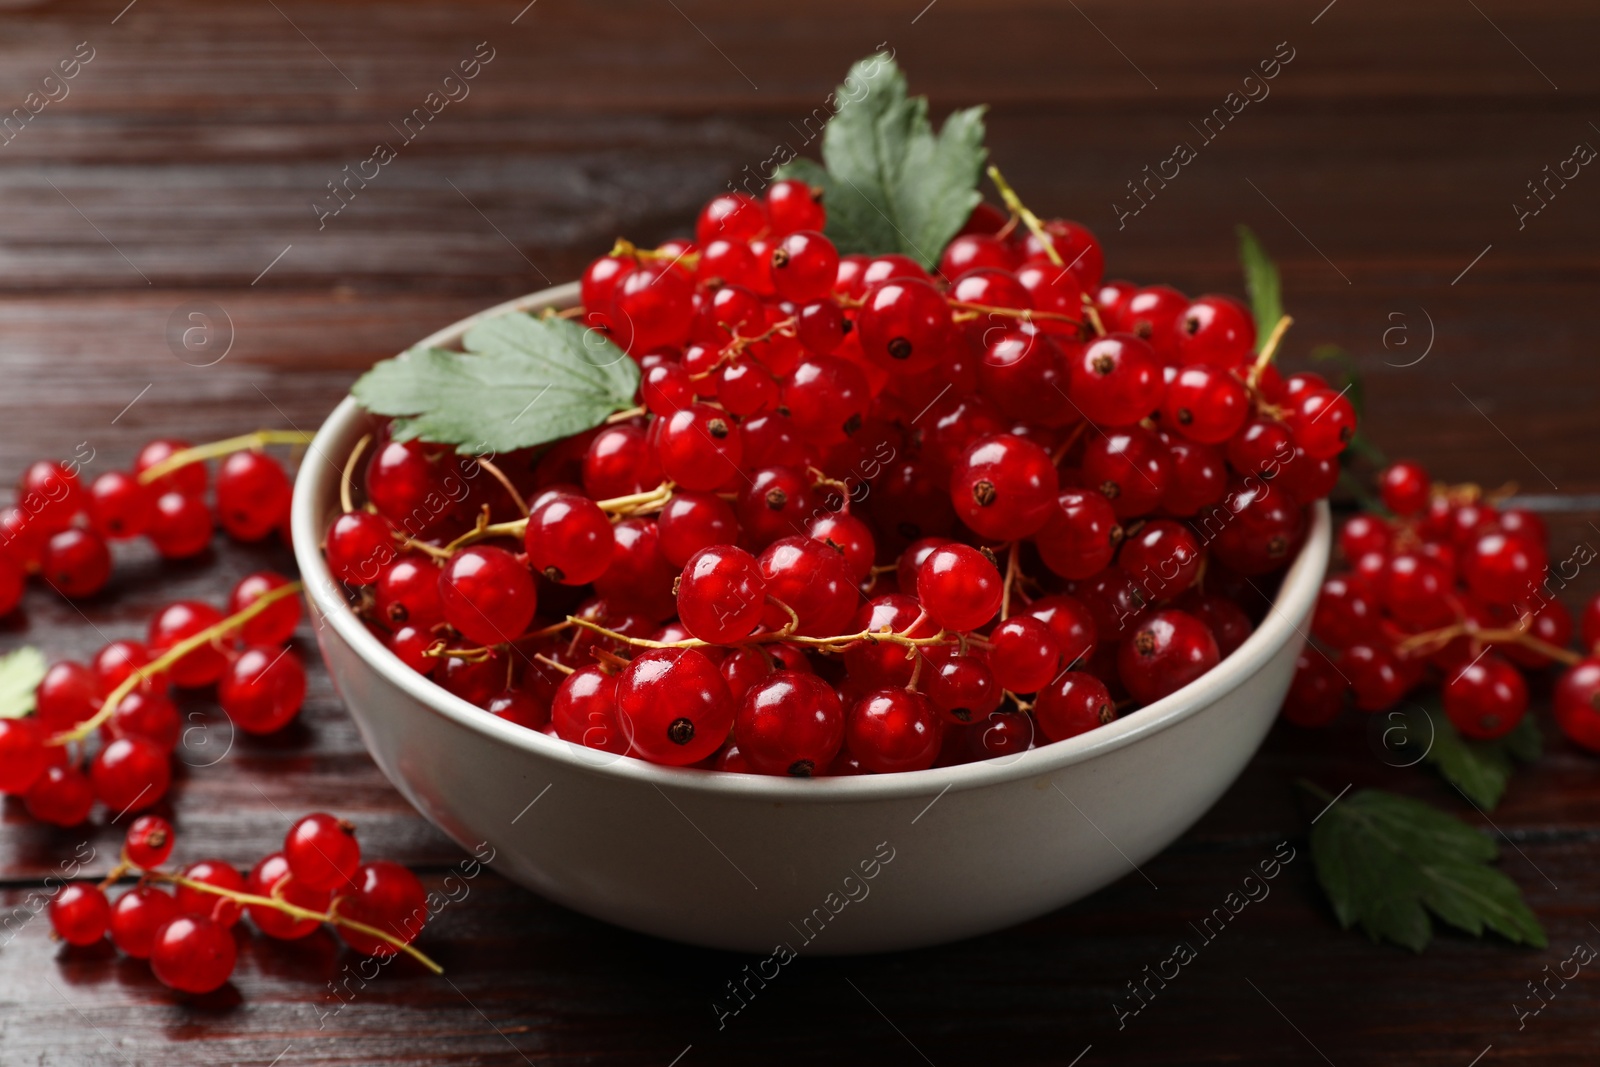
left=36, top=660, right=101, bottom=734
left=783, top=355, right=871, bottom=446
left=110, top=886, right=181, bottom=958
left=737, top=466, right=815, bottom=548
left=845, top=689, right=941, bottom=773
left=770, top=230, right=839, bottom=303
left=594, top=518, right=679, bottom=622
left=1344, top=644, right=1408, bottom=711
left=1210, top=481, right=1306, bottom=577
left=551, top=665, right=629, bottom=755
left=641, top=360, right=695, bottom=415
left=1161, top=364, right=1248, bottom=444
left=950, top=434, right=1059, bottom=539
left=1176, top=295, right=1255, bottom=367
left=1287, top=388, right=1358, bottom=459
left=925, top=653, right=1002, bottom=725
left=219, top=646, right=307, bottom=734
left=734, top=671, right=845, bottom=776
left=1463, top=530, right=1547, bottom=607
left=49, top=883, right=110, bottom=946
left=696, top=192, right=766, bottom=245
left=1338, top=514, right=1391, bottom=561
left=216, top=450, right=292, bottom=541
left=1020, top=218, right=1104, bottom=289
left=1081, top=426, right=1171, bottom=520
left=977, top=329, right=1073, bottom=427
left=1282, top=648, right=1347, bottom=727
left=677, top=544, right=767, bottom=644
left=24, top=764, right=94, bottom=826
left=1226, top=419, right=1295, bottom=481
left=148, top=600, right=229, bottom=687
left=939, top=233, right=1019, bottom=278
left=135, top=439, right=205, bottom=498
left=1070, top=334, right=1165, bottom=426
left=857, top=278, right=953, bottom=375
left=150, top=915, right=237, bottom=993
left=1035, top=671, right=1115, bottom=742
left=657, top=404, right=744, bottom=492
left=325, top=511, right=397, bottom=586
left=524, top=492, right=613, bottom=585
left=1117, top=609, right=1220, bottom=705
left=92, top=640, right=162, bottom=695
left=1119, top=520, right=1201, bottom=603
left=717, top=360, right=780, bottom=417
left=609, top=260, right=695, bottom=355
left=617, top=648, right=734, bottom=765
left=247, top=852, right=332, bottom=939
left=332, top=861, right=429, bottom=956
left=437, top=546, right=536, bottom=647
left=91, top=736, right=169, bottom=812
left=87, top=470, right=154, bottom=539
left=41, top=528, right=112, bottom=599
left=757, top=536, right=856, bottom=637
left=106, top=688, right=181, bottom=750
left=583, top=424, right=660, bottom=499
left=1311, top=575, right=1379, bottom=650
left=1114, top=285, right=1188, bottom=363
left=285, top=812, right=362, bottom=891
left=177, top=860, right=246, bottom=926
left=842, top=595, right=936, bottom=688
left=1444, top=653, right=1527, bottom=740
left=125, top=813, right=176, bottom=869
left=1376, top=460, right=1431, bottom=515
left=917, top=544, right=1003, bottom=632
left=147, top=490, right=214, bottom=559
left=228, top=571, right=302, bottom=645
left=1158, top=437, right=1230, bottom=518
left=765, top=179, right=825, bottom=235
left=1035, top=489, right=1122, bottom=580
left=1554, top=659, right=1600, bottom=753
left=17, top=460, right=83, bottom=533
left=1378, top=551, right=1456, bottom=628
left=656, top=491, right=739, bottom=568
left=988, top=616, right=1063, bottom=694
left=806, top=511, right=875, bottom=583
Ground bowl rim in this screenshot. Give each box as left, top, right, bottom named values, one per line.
left=291, top=282, right=1330, bottom=805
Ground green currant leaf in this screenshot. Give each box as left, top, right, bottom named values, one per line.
left=1308, top=786, right=1546, bottom=951
left=352, top=312, right=640, bottom=455
left=1389, top=699, right=1540, bottom=810
left=1236, top=224, right=1283, bottom=348
left=0, top=646, right=47, bottom=720
left=776, top=53, right=987, bottom=270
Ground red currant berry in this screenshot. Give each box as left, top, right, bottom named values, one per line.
left=1113, top=285, right=1187, bottom=363
left=1081, top=425, right=1171, bottom=520
left=150, top=915, right=237, bottom=993
left=91, top=736, right=169, bottom=813
left=135, top=439, right=205, bottom=497
left=757, top=536, right=856, bottom=637
left=857, top=278, right=954, bottom=375
left=49, top=883, right=110, bottom=946
left=1311, top=575, right=1379, bottom=650
left=247, top=852, right=332, bottom=939
left=845, top=689, right=941, bottom=773
left=641, top=360, right=696, bottom=415
left=1376, top=460, right=1430, bottom=516
left=487, top=686, right=549, bottom=730
left=1070, top=334, right=1165, bottom=426
left=110, top=885, right=180, bottom=958
left=716, top=360, right=780, bottom=417
left=765, top=179, right=824, bottom=234
left=106, top=688, right=181, bottom=751
left=734, top=670, right=845, bottom=776
left=216, top=450, right=292, bottom=541
left=1161, top=364, right=1248, bottom=444
left=1035, top=488, right=1122, bottom=580
left=1463, top=529, right=1547, bottom=607
left=769, top=230, right=839, bottom=303
left=783, top=354, right=871, bottom=445
left=176, top=860, right=246, bottom=925
left=917, top=543, right=1002, bottom=632
left=1175, top=295, right=1255, bottom=367
left=551, top=665, right=630, bottom=754
left=1020, top=218, right=1104, bottom=289
left=1158, top=437, right=1229, bottom=517
left=617, top=648, right=735, bottom=765
left=36, top=660, right=101, bottom=734
left=1035, top=671, right=1115, bottom=742
left=610, top=260, right=695, bottom=355
left=1554, top=659, right=1600, bottom=752
left=841, top=595, right=937, bottom=688
left=92, top=640, right=162, bottom=695
left=437, top=545, right=536, bottom=647
left=805, top=511, right=875, bottom=583
left=977, top=329, right=1074, bottom=427
left=17, top=460, right=84, bottom=534
left=1378, top=551, right=1456, bottom=628
left=988, top=615, right=1063, bottom=693
left=657, top=490, right=739, bottom=568
left=524, top=492, right=613, bottom=586
left=1443, top=653, right=1527, bottom=740
left=1287, top=388, right=1357, bottom=459
left=24, top=764, right=94, bottom=826
left=1282, top=648, right=1347, bottom=727
left=125, top=813, right=176, bottom=869
left=87, top=470, right=154, bottom=539
left=656, top=404, right=744, bottom=491
left=284, top=812, right=362, bottom=891
left=925, top=653, right=1001, bottom=724
left=228, top=571, right=302, bottom=645
left=1338, top=514, right=1391, bottom=561
left=949, top=433, right=1059, bottom=539
left=1117, top=609, right=1220, bottom=705
left=147, top=490, right=214, bottom=559
left=325, top=511, right=398, bottom=586
left=1344, top=644, right=1409, bottom=711
left=0, top=717, right=47, bottom=795
left=939, top=234, right=1019, bottom=278
left=1118, top=520, right=1201, bottom=602
left=1210, top=480, right=1306, bottom=577
left=677, top=544, right=767, bottom=644
left=148, top=600, right=229, bottom=687
left=1226, top=419, right=1295, bottom=481
left=583, top=424, right=661, bottom=499
left=593, top=517, right=679, bottom=622
left=219, top=645, right=307, bottom=734
left=696, top=192, right=766, bottom=245
left=332, top=861, right=429, bottom=956
left=41, top=528, right=112, bottom=598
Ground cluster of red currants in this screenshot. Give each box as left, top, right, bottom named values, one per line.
left=1286, top=458, right=1600, bottom=749
left=48, top=812, right=431, bottom=995
left=0, top=435, right=300, bottom=612
left=333, top=178, right=1353, bottom=776
left=0, top=570, right=306, bottom=825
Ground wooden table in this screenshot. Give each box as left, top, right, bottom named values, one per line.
left=2, top=1, right=1597, bottom=1062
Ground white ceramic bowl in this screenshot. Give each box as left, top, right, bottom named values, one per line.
left=291, top=282, right=1331, bottom=955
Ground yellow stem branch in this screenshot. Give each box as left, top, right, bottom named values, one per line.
left=137, top=430, right=317, bottom=485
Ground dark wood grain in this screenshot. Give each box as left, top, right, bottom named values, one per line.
left=1, top=0, right=1598, bottom=1063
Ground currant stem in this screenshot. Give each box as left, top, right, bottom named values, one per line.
left=147, top=871, right=443, bottom=974
left=1000, top=542, right=1021, bottom=621
left=473, top=457, right=528, bottom=518
left=605, top=406, right=646, bottom=424
left=1245, top=315, right=1295, bottom=390
left=949, top=301, right=1081, bottom=327
left=564, top=615, right=952, bottom=654
left=341, top=433, right=373, bottom=516
left=986, top=165, right=1062, bottom=269
left=49, top=580, right=305, bottom=745
left=136, top=430, right=318, bottom=485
